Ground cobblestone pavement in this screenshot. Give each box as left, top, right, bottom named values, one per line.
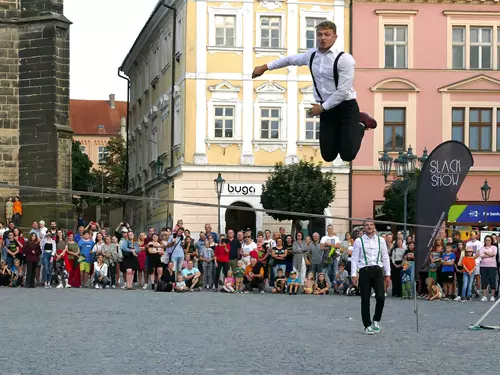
left=1, top=288, right=498, bottom=375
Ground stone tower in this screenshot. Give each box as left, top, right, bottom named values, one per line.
left=0, top=0, right=74, bottom=228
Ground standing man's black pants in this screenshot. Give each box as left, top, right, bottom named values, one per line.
left=26, top=261, right=38, bottom=288
left=319, top=99, right=364, bottom=162
left=359, top=266, right=385, bottom=328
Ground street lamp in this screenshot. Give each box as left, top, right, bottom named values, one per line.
left=481, top=179, right=491, bottom=228
left=214, top=172, right=225, bottom=235
left=378, top=145, right=426, bottom=237
left=155, top=157, right=164, bottom=179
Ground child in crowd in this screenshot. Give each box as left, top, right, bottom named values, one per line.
left=200, top=239, right=215, bottom=291
left=428, top=263, right=438, bottom=284
left=0, top=260, right=11, bottom=286
left=401, top=261, right=412, bottom=299
left=314, top=272, right=329, bottom=295
left=174, top=273, right=188, bottom=292
left=11, top=258, right=24, bottom=287
left=426, top=277, right=443, bottom=301
left=302, top=272, right=314, bottom=294
left=333, top=263, right=350, bottom=295
left=441, top=243, right=456, bottom=299
left=222, top=270, right=235, bottom=293
left=182, top=254, right=191, bottom=270
left=233, top=260, right=245, bottom=293
left=272, top=267, right=286, bottom=294
left=287, top=270, right=300, bottom=295
left=460, top=247, right=476, bottom=301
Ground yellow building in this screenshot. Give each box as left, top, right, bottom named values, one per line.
left=120, top=0, right=351, bottom=236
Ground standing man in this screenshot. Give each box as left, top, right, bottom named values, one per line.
left=252, top=21, right=376, bottom=163
left=351, top=220, right=391, bottom=335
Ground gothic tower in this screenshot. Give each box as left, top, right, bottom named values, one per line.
left=0, top=0, right=74, bottom=228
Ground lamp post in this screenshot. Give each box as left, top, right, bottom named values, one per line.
left=481, top=179, right=491, bottom=228
left=214, top=173, right=225, bottom=235
left=378, top=146, right=426, bottom=237
left=155, top=156, right=164, bottom=179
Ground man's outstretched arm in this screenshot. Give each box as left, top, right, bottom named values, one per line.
left=252, top=52, right=310, bottom=78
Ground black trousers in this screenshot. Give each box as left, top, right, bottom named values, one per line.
left=215, top=262, right=229, bottom=285
left=26, top=261, right=37, bottom=288
left=244, top=278, right=265, bottom=292
left=319, top=99, right=364, bottom=162
left=359, top=266, right=385, bottom=328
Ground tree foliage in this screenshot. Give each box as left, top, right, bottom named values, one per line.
left=72, top=140, right=93, bottom=192
left=100, top=135, right=127, bottom=195
left=381, top=170, right=420, bottom=225
left=261, top=159, right=336, bottom=222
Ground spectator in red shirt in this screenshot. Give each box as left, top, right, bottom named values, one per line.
left=214, top=234, right=230, bottom=290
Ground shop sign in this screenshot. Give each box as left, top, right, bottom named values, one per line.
left=223, top=183, right=262, bottom=196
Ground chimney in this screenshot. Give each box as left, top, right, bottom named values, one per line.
left=109, top=93, right=116, bottom=109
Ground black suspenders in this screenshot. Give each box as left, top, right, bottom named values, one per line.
left=308, top=51, right=345, bottom=103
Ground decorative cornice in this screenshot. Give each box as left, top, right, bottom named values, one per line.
left=443, top=10, right=500, bottom=16
left=370, top=77, right=421, bottom=92
left=374, top=9, right=418, bottom=15
left=209, top=80, right=241, bottom=92
left=438, top=74, right=500, bottom=93
left=357, top=0, right=498, bottom=4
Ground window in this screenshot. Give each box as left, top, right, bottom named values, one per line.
left=79, top=145, right=86, bottom=154
left=215, top=15, right=235, bottom=47
left=305, top=111, right=320, bottom=140
left=383, top=108, right=405, bottom=151
left=305, top=17, right=326, bottom=49
left=497, top=109, right=500, bottom=151
left=470, top=27, right=492, bottom=69
left=451, top=108, right=465, bottom=143
left=214, top=106, right=234, bottom=138
left=384, top=26, right=407, bottom=68
left=469, top=108, right=492, bottom=151
left=260, top=108, right=280, bottom=139
left=260, top=17, right=281, bottom=48
left=497, top=29, right=500, bottom=69
left=98, top=146, right=109, bottom=164
left=452, top=27, right=465, bottom=69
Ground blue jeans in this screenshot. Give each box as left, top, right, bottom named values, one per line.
left=42, top=252, right=53, bottom=283
left=6, top=256, right=14, bottom=268
left=94, top=271, right=109, bottom=286
left=323, top=258, right=338, bottom=284
left=274, top=264, right=286, bottom=276
left=462, top=272, right=474, bottom=298
left=172, top=256, right=184, bottom=272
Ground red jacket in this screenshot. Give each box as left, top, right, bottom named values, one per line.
left=214, top=244, right=230, bottom=263
left=22, top=242, right=41, bottom=263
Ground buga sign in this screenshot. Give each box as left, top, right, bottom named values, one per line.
left=223, top=183, right=262, bottom=196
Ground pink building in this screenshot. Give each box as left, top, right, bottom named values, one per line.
left=352, top=1, right=500, bottom=230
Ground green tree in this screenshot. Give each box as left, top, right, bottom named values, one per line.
left=72, top=140, right=93, bottom=192
left=101, top=135, right=127, bottom=195
left=381, top=170, right=420, bottom=224
left=261, top=159, right=336, bottom=228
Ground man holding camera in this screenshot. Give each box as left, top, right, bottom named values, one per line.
left=168, top=227, right=185, bottom=274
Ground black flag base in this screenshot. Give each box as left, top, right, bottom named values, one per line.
left=468, top=297, right=500, bottom=331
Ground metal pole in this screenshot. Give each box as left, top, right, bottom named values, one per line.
left=101, top=171, right=104, bottom=228
left=403, top=179, right=408, bottom=238
left=217, top=194, right=221, bottom=235
left=485, top=202, right=488, bottom=228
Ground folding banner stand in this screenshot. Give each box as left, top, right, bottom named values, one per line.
left=469, top=297, right=500, bottom=330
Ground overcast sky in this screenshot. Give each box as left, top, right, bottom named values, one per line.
left=65, top=0, right=158, bottom=101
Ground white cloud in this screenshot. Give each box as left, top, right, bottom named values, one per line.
left=65, top=0, right=158, bottom=101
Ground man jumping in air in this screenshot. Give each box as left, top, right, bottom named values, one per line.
left=252, top=21, right=376, bottom=162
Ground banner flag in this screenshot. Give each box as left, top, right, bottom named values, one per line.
left=415, top=141, right=474, bottom=272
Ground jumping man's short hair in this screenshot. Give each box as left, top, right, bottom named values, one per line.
left=316, top=21, right=337, bottom=33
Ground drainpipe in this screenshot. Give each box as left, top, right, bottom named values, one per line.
left=117, top=68, right=130, bottom=219
left=348, top=0, right=353, bottom=232
left=160, top=0, right=177, bottom=176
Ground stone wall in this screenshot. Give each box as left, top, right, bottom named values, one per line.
left=0, top=0, right=74, bottom=228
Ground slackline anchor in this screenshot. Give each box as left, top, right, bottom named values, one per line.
left=468, top=296, right=500, bottom=331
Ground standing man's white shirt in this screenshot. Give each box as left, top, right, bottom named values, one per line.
left=351, top=234, right=391, bottom=277
left=266, top=45, right=356, bottom=111
left=320, top=234, right=341, bottom=260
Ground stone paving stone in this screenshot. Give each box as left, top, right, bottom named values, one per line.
left=0, top=288, right=499, bottom=375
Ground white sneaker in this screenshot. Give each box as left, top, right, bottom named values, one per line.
left=56, top=283, right=63, bottom=289
left=121, top=284, right=126, bottom=290
left=371, top=293, right=375, bottom=297
left=105, top=285, right=110, bottom=289
left=384, top=293, right=387, bottom=297
left=364, top=326, right=375, bottom=335
left=454, top=296, right=462, bottom=301
left=95, top=284, right=100, bottom=289
left=143, top=284, right=149, bottom=290
left=65, top=284, right=71, bottom=289
left=260, top=290, right=265, bottom=294
left=111, top=285, right=116, bottom=289
left=371, top=321, right=381, bottom=333
left=44, top=282, right=48, bottom=289
left=481, top=296, right=488, bottom=302
left=490, top=296, right=496, bottom=302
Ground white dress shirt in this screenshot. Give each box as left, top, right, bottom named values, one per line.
left=266, top=45, right=356, bottom=111
left=351, top=234, right=391, bottom=277
left=94, top=262, right=108, bottom=277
